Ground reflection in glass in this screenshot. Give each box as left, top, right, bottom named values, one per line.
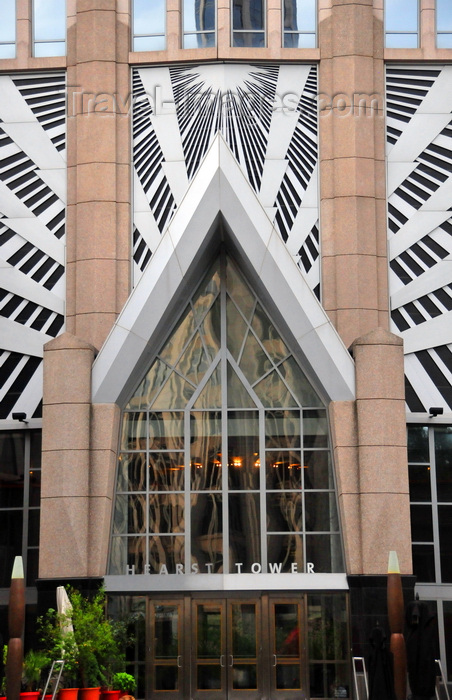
left=239, top=330, right=272, bottom=384
left=149, top=452, right=185, bottom=491
left=226, top=258, right=255, bottom=321
left=193, top=365, right=222, bottom=409
left=183, top=0, right=216, bottom=48
left=408, top=425, right=429, bottom=462
left=265, top=410, right=300, bottom=448
left=227, top=296, right=247, bottom=360
left=152, top=372, right=195, bottom=410
left=149, top=412, right=184, bottom=450
left=303, top=451, right=333, bottom=490
left=190, top=412, right=222, bottom=490
left=303, top=409, right=328, bottom=447
left=410, top=504, right=433, bottom=542
left=408, top=463, right=431, bottom=502
left=305, top=492, right=339, bottom=532
left=127, top=358, right=171, bottom=409
left=109, top=536, right=146, bottom=574
left=233, top=664, right=257, bottom=689
left=229, top=494, right=260, bottom=572
left=228, top=411, right=259, bottom=490
left=412, top=544, right=436, bottom=582
left=266, top=451, right=301, bottom=490
left=197, top=603, right=222, bottom=657
left=283, top=0, right=316, bottom=48
left=155, top=666, right=178, bottom=690
left=267, top=534, right=303, bottom=572
left=117, top=453, right=146, bottom=492
left=306, top=534, right=343, bottom=572
left=201, top=297, right=221, bottom=360
left=192, top=259, right=220, bottom=325
left=0, top=0, right=15, bottom=57
left=307, top=594, right=348, bottom=661
left=149, top=494, right=185, bottom=533
left=437, top=0, right=452, bottom=31
left=254, top=370, right=297, bottom=408
left=227, top=364, right=256, bottom=408
left=113, top=494, right=146, bottom=534
left=159, top=306, right=196, bottom=367
left=280, top=356, right=322, bottom=407
left=439, top=506, right=452, bottom=582
left=274, top=604, right=300, bottom=656
left=149, top=535, right=185, bottom=574
left=191, top=494, right=223, bottom=572
left=232, top=604, right=257, bottom=657
left=121, top=412, right=147, bottom=450
left=385, top=0, right=418, bottom=31
left=251, top=303, right=289, bottom=365
left=133, top=0, right=165, bottom=52
left=155, top=605, right=179, bottom=657
left=267, top=492, right=303, bottom=532
left=176, top=332, right=210, bottom=385
left=232, top=0, right=265, bottom=47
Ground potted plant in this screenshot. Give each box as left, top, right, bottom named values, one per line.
left=21, top=649, right=50, bottom=699
left=0, top=644, right=7, bottom=700
left=111, top=673, right=136, bottom=698
left=38, top=606, right=79, bottom=700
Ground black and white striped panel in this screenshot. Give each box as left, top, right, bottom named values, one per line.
left=132, top=64, right=319, bottom=296
left=386, top=64, right=452, bottom=413
left=0, top=73, right=66, bottom=420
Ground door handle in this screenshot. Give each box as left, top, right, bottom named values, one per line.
left=220, top=655, right=225, bottom=667
left=273, top=654, right=277, bottom=667
left=177, top=655, right=182, bottom=668
left=229, top=655, right=234, bottom=667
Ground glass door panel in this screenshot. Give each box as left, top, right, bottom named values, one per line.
left=229, top=601, right=261, bottom=699
left=149, top=601, right=184, bottom=699
left=270, top=601, right=305, bottom=699
left=193, top=601, right=226, bottom=697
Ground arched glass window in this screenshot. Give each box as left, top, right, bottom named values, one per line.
left=109, top=254, right=343, bottom=578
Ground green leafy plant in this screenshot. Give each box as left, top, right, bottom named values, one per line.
left=111, top=673, right=136, bottom=694
left=38, top=608, right=79, bottom=688
left=22, top=649, right=51, bottom=691
left=1, top=645, right=7, bottom=696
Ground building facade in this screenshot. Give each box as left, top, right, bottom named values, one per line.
left=0, top=0, right=452, bottom=698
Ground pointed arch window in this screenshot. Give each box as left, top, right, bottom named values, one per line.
left=109, top=254, right=343, bottom=578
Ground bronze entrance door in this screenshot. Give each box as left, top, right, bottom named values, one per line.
left=148, top=595, right=307, bottom=700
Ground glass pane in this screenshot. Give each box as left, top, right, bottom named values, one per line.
left=232, top=604, right=256, bottom=657
left=34, top=0, right=66, bottom=41
left=109, top=536, right=146, bottom=574
left=227, top=296, right=247, bottom=361
left=437, top=0, right=452, bottom=31
left=192, top=259, right=220, bottom=324
left=201, top=296, right=221, bottom=360
left=251, top=303, right=289, bottom=364
left=0, top=432, right=24, bottom=508
left=0, top=0, right=15, bottom=42
left=307, top=594, right=348, bottom=661
left=254, top=370, right=297, bottom=408
left=385, top=33, right=418, bottom=48
left=409, top=463, right=431, bottom=502
left=149, top=494, right=185, bottom=533
left=443, top=601, right=452, bottom=682
left=239, top=330, right=273, bottom=384
left=305, top=492, right=339, bottom=532
left=412, top=544, right=436, bottom=582
left=159, top=306, right=196, bottom=367
left=197, top=664, right=221, bottom=689
left=232, top=31, right=265, bottom=47
left=408, top=425, right=429, bottom=462
left=184, top=0, right=216, bottom=32
left=197, top=603, right=222, bottom=657
left=280, top=356, right=323, bottom=407
left=28, top=509, right=40, bottom=546
left=309, top=663, right=350, bottom=699
left=149, top=535, right=185, bottom=574
left=233, top=664, right=257, bottom=689
left=0, top=510, right=23, bottom=585
left=175, top=332, right=209, bottom=385
left=304, top=451, right=333, bottom=490
left=127, top=358, right=171, bottom=409
left=155, top=666, right=178, bottom=690
left=134, top=0, right=165, bottom=35
left=29, top=469, right=41, bottom=507
left=303, top=409, right=328, bottom=447
left=439, top=505, right=452, bottom=582
left=267, top=534, right=303, bottom=573
left=228, top=411, right=259, bottom=490
left=121, top=412, right=147, bottom=450
left=229, top=494, right=260, bottom=572
left=437, top=33, right=452, bottom=48
left=284, top=32, right=316, bottom=48
left=274, top=604, right=300, bottom=656
left=155, top=604, right=179, bottom=657
left=149, top=452, right=185, bottom=491
left=410, top=504, right=433, bottom=542
left=191, top=494, right=223, bottom=573
left=133, top=35, right=166, bottom=51
left=267, top=492, right=303, bottom=532
left=113, top=494, right=146, bottom=534
left=227, top=363, right=256, bottom=408
left=232, top=0, right=264, bottom=30
left=266, top=451, right=302, bottom=490
left=151, top=372, right=195, bottom=409
left=385, top=0, right=418, bottom=31
left=0, top=44, right=15, bottom=58
left=305, top=534, right=344, bottom=572
left=193, top=365, right=222, bottom=408
left=435, top=426, right=452, bottom=502
left=284, top=0, right=316, bottom=32
left=226, top=259, right=255, bottom=322
left=149, top=412, right=184, bottom=450
left=183, top=31, right=216, bottom=48
left=265, top=410, right=300, bottom=448
left=276, top=664, right=300, bottom=689
left=117, top=453, right=146, bottom=492
left=190, top=411, right=222, bottom=490
left=34, top=39, right=66, bottom=56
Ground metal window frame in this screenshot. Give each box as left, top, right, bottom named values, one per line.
left=281, top=0, right=318, bottom=49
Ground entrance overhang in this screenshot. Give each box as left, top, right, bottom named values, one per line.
left=92, top=135, right=355, bottom=407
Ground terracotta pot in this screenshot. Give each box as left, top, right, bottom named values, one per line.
left=20, top=693, right=41, bottom=700
left=101, top=691, right=121, bottom=700
left=58, top=688, right=80, bottom=700
left=79, top=688, right=101, bottom=700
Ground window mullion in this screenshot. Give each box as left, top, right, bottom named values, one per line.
left=429, top=426, right=442, bottom=583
